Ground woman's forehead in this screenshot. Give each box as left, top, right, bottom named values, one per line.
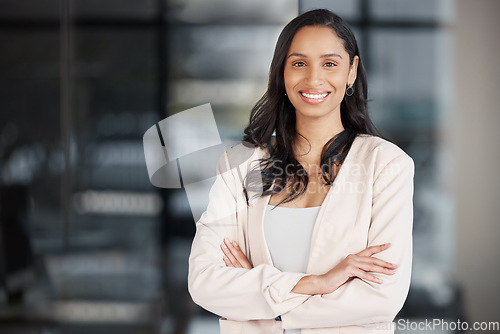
left=287, top=26, right=348, bottom=57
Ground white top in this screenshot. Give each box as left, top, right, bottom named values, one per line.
left=264, top=204, right=321, bottom=334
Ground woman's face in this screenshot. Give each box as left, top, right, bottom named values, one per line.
left=284, top=26, right=358, bottom=121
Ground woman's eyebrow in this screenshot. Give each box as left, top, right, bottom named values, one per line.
left=287, top=52, right=343, bottom=59
left=321, top=53, right=343, bottom=59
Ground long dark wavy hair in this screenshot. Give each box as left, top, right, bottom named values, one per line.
left=242, top=9, right=381, bottom=206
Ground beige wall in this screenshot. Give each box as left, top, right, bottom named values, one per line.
left=453, top=0, right=500, bottom=324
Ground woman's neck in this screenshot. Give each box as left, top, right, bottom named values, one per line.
left=294, top=113, right=344, bottom=163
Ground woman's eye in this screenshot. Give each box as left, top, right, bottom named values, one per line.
left=324, top=62, right=336, bottom=67
left=292, top=61, right=305, bottom=67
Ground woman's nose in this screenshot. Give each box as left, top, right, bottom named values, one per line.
left=305, top=65, right=324, bottom=86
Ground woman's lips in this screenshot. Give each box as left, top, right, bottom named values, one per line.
left=299, top=90, right=330, bottom=104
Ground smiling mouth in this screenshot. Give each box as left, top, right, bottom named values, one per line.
left=300, top=91, right=330, bottom=99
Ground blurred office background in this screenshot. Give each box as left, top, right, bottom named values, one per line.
left=0, top=0, right=498, bottom=333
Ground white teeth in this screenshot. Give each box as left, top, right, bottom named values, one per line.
left=301, top=92, right=328, bottom=99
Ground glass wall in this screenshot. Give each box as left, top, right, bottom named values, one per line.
left=1, top=1, right=162, bottom=333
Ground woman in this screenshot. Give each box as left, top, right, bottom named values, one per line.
left=188, top=9, right=414, bottom=334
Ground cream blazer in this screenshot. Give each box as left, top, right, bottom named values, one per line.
left=188, top=134, right=415, bottom=334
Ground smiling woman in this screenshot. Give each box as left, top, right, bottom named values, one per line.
left=285, top=26, right=358, bottom=119
left=188, top=9, right=415, bottom=334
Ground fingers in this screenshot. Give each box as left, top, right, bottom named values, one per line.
left=343, top=253, right=398, bottom=284
left=220, top=238, right=253, bottom=269
left=222, top=255, right=232, bottom=267
left=356, top=243, right=391, bottom=257
left=352, top=267, right=384, bottom=284
left=221, top=238, right=242, bottom=268
left=369, top=256, right=398, bottom=270
left=353, top=244, right=397, bottom=270
left=356, top=259, right=396, bottom=276
left=229, top=240, right=252, bottom=269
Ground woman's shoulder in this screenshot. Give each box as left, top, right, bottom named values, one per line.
left=354, top=134, right=414, bottom=168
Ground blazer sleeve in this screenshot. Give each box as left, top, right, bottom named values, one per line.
left=280, top=154, right=415, bottom=329
left=187, top=150, right=312, bottom=321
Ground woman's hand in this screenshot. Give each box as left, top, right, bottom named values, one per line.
left=292, top=243, right=397, bottom=295
left=221, top=239, right=395, bottom=295
left=220, top=238, right=253, bottom=269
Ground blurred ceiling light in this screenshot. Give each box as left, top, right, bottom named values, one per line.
left=26, top=301, right=156, bottom=323
left=169, top=0, right=298, bottom=24
left=73, top=190, right=163, bottom=216
left=169, top=79, right=263, bottom=105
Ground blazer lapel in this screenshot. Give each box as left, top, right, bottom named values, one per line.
left=247, top=193, right=274, bottom=267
